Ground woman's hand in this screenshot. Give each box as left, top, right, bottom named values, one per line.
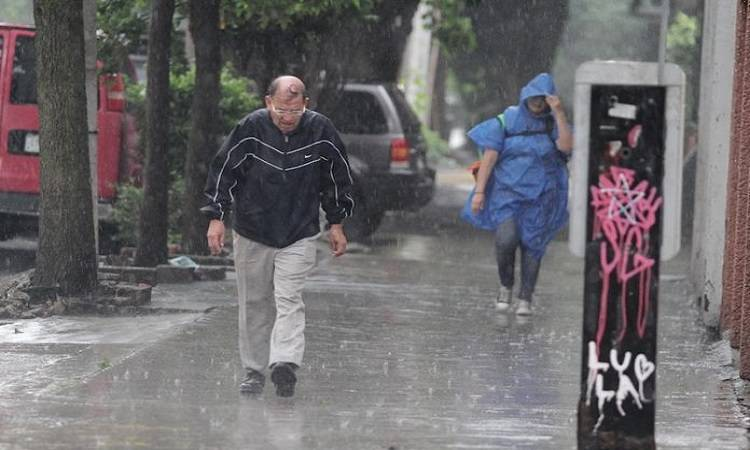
left=471, top=192, right=485, bottom=214
left=471, top=149, right=498, bottom=215
left=545, top=95, right=563, bottom=113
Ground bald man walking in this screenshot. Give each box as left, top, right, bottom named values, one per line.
left=203, top=76, right=354, bottom=397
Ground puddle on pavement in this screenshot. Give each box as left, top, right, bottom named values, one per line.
left=0, top=313, right=200, bottom=345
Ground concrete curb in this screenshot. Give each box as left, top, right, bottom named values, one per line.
left=98, top=255, right=228, bottom=285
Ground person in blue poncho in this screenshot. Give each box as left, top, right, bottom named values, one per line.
left=461, top=73, right=572, bottom=316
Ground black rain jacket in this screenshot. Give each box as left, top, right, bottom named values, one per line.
left=202, top=109, right=354, bottom=248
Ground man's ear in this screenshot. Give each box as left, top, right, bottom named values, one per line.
left=264, top=95, right=272, bottom=108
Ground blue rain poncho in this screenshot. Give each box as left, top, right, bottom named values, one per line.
left=461, top=73, right=569, bottom=259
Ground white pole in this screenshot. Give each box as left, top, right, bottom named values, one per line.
left=658, top=0, right=670, bottom=85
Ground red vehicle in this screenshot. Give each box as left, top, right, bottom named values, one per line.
left=0, top=23, right=138, bottom=243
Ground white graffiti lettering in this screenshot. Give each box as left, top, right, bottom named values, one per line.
left=585, top=341, right=654, bottom=428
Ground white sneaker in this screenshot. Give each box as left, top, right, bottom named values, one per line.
left=495, top=286, right=512, bottom=312
left=516, top=299, right=532, bottom=316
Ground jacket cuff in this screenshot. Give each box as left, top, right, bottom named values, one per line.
left=325, top=214, right=344, bottom=226
left=200, top=204, right=224, bottom=221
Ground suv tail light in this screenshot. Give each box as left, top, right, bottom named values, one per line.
left=390, top=137, right=410, bottom=168
left=101, top=73, right=126, bottom=112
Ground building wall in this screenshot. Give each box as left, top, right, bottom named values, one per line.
left=720, top=0, right=750, bottom=378
left=691, top=0, right=736, bottom=329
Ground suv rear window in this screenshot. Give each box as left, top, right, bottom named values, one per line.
left=11, top=36, right=36, bottom=105
left=325, top=91, right=388, bottom=135
left=385, top=85, right=421, bottom=133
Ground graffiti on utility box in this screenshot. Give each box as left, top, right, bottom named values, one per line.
left=578, top=83, right=666, bottom=447
left=590, top=166, right=662, bottom=354
left=585, top=341, right=655, bottom=432
left=573, top=61, right=685, bottom=450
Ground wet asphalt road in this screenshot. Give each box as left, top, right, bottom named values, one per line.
left=0, top=168, right=748, bottom=449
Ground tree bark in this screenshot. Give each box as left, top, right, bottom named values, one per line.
left=181, top=0, right=221, bottom=255
left=428, top=52, right=450, bottom=141
left=360, top=0, right=421, bottom=81
left=33, top=0, right=98, bottom=295
left=134, top=0, right=175, bottom=267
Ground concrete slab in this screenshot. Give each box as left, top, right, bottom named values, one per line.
left=156, top=264, right=195, bottom=284
left=99, top=265, right=157, bottom=285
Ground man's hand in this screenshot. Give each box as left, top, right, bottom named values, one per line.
left=328, top=224, right=347, bottom=257
left=471, top=192, right=485, bottom=214
left=207, top=219, right=225, bottom=256
left=545, top=95, right=563, bottom=113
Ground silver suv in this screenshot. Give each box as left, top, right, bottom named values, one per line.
left=318, top=83, right=435, bottom=240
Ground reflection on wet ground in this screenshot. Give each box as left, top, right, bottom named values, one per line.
left=0, top=179, right=747, bottom=449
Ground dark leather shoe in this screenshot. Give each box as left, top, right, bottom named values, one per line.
left=270, top=363, right=297, bottom=397
left=239, top=369, right=265, bottom=394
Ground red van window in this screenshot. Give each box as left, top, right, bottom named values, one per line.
left=11, top=36, right=36, bottom=104
left=8, top=130, right=39, bottom=155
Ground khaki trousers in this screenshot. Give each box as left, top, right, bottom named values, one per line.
left=233, top=233, right=317, bottom=371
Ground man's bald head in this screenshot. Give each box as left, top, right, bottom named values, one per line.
left=267, top=75, right=307, bottom=101
left=265, top=75, right=309, bottom=134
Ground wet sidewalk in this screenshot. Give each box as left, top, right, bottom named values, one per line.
left=0, top=169, right=748, bottom=449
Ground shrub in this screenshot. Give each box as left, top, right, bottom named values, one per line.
left=113, top=65, right=260, bottom=247
left=422, top=125, right=451, bottom=162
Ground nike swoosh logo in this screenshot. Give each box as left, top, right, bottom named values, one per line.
left=304, top=154, right=313, bottom=159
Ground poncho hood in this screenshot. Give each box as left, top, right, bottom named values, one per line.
left=519, top=73, right=557, bottom=107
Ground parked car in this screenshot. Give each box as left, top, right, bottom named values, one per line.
left=0, top=23, right=137, bottom=246
left=316, top=82, right=435, bottom=240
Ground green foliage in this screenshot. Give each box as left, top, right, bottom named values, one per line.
left=111, top=183, right=143, bottom=245
left=667, top=11, right=700, bottom=122
left=167, top=176, right=184, bottom=244
left=422, top=125, right=451, bottom=162
left=111, top=178, right=184, bottom=246
left=169, top=66, right=260, bottom=173
left=97, top=0, right=189, bottom=74
left=96, top=0, right=150, bottom=73
left=667, top=12, right=699, bottom=50
left=218, top=69, right=262, bottom=127
left=222, top=0, right=376, bottom=30
left=114, top=66, right=259, bottom=246
left=126, top=65, right=260, bottom=175
left=423, top=0, right=476, bottom=55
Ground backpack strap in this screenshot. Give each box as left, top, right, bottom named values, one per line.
left=504, top=114, right=555, bottom=138
left=500, top=113, right=568, bottom=163
left=496, top=113, right=506, bottom=129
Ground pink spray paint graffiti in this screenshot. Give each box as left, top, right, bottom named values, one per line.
left=590, top=166, right=662, bottom=353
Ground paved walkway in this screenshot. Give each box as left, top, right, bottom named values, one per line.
left=0, top=170, right=748, bottom=449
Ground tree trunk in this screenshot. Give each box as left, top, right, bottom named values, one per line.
left=451, top=0, right=569, bottom=123
left=134, top=0, right=175, bottom=267
left=430, top=50, right=449, bottom=140
left=33, top=0, right=98, bottom=295
left=181, top=0, right=221, bottom=255
left=361, top=0, right=421, bottom=81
